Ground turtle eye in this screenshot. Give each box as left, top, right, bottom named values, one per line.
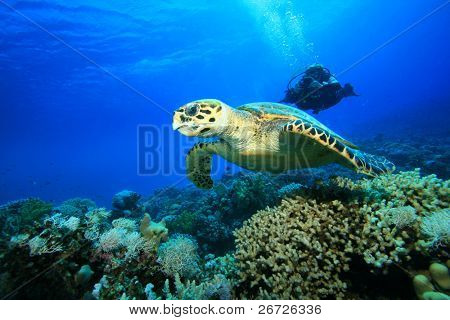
left=186, top=104, right=199, bottom=116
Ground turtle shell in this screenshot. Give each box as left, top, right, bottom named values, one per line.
left=237, top=102, right=358, bottom=149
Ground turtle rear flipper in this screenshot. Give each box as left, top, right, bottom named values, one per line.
left=282, top=120, right=395, bottom=177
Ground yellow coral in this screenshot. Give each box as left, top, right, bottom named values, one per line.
left=413, top=261, right=450, bottom=300
left=140, top=213, right=168, bottom=244
left=336, top=169, right=449, bottom=213
left=429, top=262, right=450, bottom=290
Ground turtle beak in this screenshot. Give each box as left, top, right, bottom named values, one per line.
left=173, top=117, right=196, bottom=136
left=172, top=110, right=185, bottom=131
left=172, top=122, right=185, bottom=131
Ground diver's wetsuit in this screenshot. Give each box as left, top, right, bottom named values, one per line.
left=282, top=64, right=357, bottom=114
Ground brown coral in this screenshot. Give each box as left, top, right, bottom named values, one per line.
left=234, top=197, right=363, bottom=299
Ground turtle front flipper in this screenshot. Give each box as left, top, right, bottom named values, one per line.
left=348, top=149, right=396, bottom=176
left=186, top=141, right=229, bottom=189
left=282, top=120, right=395, bottom=176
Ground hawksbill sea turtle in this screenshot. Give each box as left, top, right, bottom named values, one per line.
left=172, top=99, right=395, bottom=189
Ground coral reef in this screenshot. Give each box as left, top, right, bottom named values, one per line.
left=142, top=172, right=295, bottom=254
left=0, top=160, right=448, bottom=300
left=420, top=209, right=450, bottom=248
left=234, top=197, right=359, bottom=299
left=140, top=213, right=168, bottom=245
left=335, top=169, right=449, bottom=212
left=234, top=170, right=450, bottom=299
left=413, top=261, right=450, bottom=299
left=162, top=273, right=231, bottom=300
left=0, top=196, right=235, bottom=300
left=361, top=134, right=450, bottom=179
left=0, top=209, right=93, bottom=299
left=54, top=198, right=96, bottom=218
left=0, top=198, right=52, bottom=237
left=112, top=190, right=142, bottom=218
left=164, top=211, right=198, bottom=235
left=157, top=234, right=200, bottom=279
left=75, top=265, right=94, bottom=285
left=277, top=182, right=304, bottom=198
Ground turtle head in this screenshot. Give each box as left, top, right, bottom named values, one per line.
left=172, top=99, right=230, bottom=137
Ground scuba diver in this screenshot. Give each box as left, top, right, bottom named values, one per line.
left=281, top=64, right=358, bottom=114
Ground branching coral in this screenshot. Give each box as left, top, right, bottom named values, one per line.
left=163, top=274, right=205, bottom=300
left=234, top=197, right=363, bottom=299
left=162, top=273, right=231, bottom=300
left=44, top=214, right=80, bottom=232
left=144, top=283, right=159, bottom=300
left=0, top=198, right=52, bottom=236
left=382, top=206, right=418, bottom=229
left=204, top=254, right=237, bottom=280
left=91, top=274, right=146, bottom=300
left=61, top=198, right=96, bottom=213
left=420, top=209, right=450, bottom=248
left=277, top=183, right=303, bottom=198
left=84, top=208, right=111, bottom=241
left=97, top=222, right=155, bottom=260
left=359, top=203, right=420, bottom=268
left=28, top=234, right=63, bottom=256
left=98, top=228, right=127, bottom=252
left=85, top=208, right=111, bottom=228
left=334, top=169, right=449, bottom=265
left=9, top=234, right=29, bottom=247
left=336, top=169, right=449, bottom=213
left=112, top=218, right=137, bottom=232
left=157, top=234, right=200, bottom=279
left=63, top=216, right=81, bottom=231
left=122, top=231, right=155, bottom=260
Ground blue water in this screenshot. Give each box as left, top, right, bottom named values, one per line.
left=1, top=0, right=449, bottom=206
